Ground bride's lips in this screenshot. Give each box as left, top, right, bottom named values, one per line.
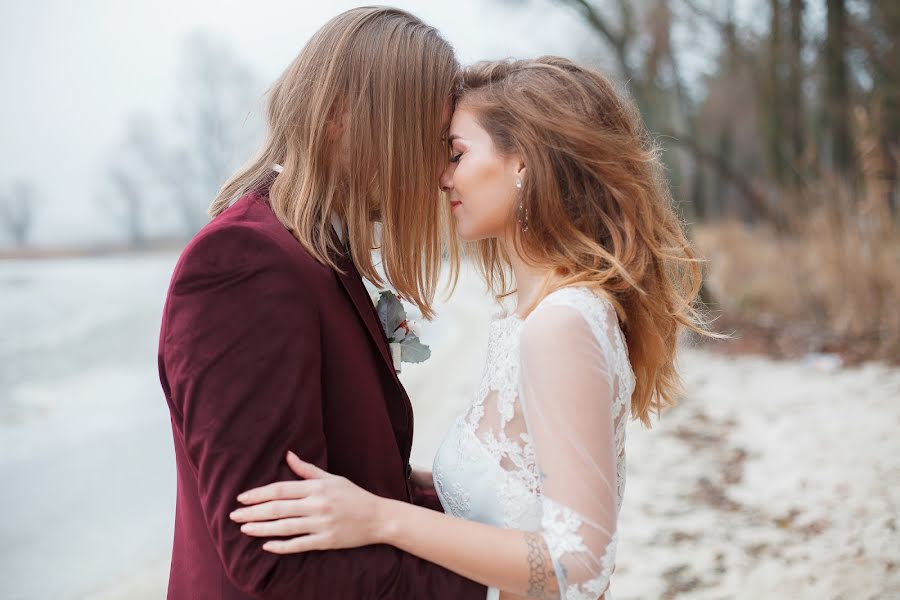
left=450, top=200, right=462, bottom=212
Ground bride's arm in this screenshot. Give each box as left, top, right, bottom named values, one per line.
left=379, top=495, right=559, bottom=598
left=232, top=453, right=560, bottom=598
left=231, top=305, right=619, bottom=599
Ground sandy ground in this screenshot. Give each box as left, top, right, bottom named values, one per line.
left=403, top=265, right=900, bottom=600
left=2, top=255, right=898, bottom=599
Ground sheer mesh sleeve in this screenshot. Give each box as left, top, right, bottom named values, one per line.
left=518, top=303, right=622, bottom=599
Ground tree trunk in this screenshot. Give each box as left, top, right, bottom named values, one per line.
left=825, top=0, right=854, bottom=178
left=767, top=0, right=785, bottom=185
left=787, top=0, right=806, bottom=182
left=872, top=0, right=900, bottom=216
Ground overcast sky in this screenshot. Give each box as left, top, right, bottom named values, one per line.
left=0, top=0, right=739, bottom=247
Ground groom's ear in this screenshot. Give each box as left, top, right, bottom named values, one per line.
left=326, top=109, right=349, bottom=137
left=326, top=103, right=352, bottom=168
left=324, top=97, right=350, bottom=137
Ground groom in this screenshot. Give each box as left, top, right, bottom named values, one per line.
left=157, top=7, right=484, bottom=599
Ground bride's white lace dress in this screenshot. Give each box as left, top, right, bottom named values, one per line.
left=433, top=286, right=635, bottom=600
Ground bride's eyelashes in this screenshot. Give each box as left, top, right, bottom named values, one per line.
left=449, top=152, right=463, bottom=164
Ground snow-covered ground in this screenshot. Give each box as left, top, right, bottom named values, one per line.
left=1, top=254, right=177, bottom=600
left=2, top=253, right=898, bottom=599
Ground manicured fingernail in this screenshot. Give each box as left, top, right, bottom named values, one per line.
left=241, top=523, right=255, bottom=532
left=237, top=493, right=248, bottom=502
left=230, top=510, right=241, bottom=520
left=262, top=542, right=274, bottom=551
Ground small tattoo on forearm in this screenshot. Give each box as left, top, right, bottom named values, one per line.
left=525, top=532, right=557, bottom=599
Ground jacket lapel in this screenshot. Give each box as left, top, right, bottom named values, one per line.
left=330, top=240, right=413, bottom=459
left=334, top=254, right=396, bottom=373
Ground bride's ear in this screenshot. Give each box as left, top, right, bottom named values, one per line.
left=512, top=156, right=527, bottom=183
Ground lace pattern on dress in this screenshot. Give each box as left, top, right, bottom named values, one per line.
left=434, top=286, right=635, bottom=598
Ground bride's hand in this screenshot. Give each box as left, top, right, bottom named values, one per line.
left=229, top=451, right=385, bottom=554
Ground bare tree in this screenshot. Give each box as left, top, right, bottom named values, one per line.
left=825, top=0, right=854, bottom=177
left=170, top=33, right=262, bottom=233
left=0, top=181, right=37, bottom=247
left=786, top=0, right=806, bottom=175
left=553, top=0, right=643, bottom=107
left=552, top=0, right=775, bottom=222
left=120, top=116, right=199, bottom=236
left=98, top=164, right=147, bottom=249
left=855, top=0, right=900, bottom=214
left=767, top=0, right=786, bottom=184
left=102, top=34, right=263, bottom=240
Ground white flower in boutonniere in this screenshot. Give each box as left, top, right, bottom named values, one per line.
left=369, top=290, right=431, bottom=374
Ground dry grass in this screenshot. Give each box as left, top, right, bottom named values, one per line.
left=0, top=237, right=187, bottom=260
left=693, top=184, right=900, bottom=364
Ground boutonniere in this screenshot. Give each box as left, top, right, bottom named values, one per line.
left=370, top=291, right=431, bottom=373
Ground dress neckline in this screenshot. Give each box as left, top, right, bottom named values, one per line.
left=493, top=285, right=601, bottom=323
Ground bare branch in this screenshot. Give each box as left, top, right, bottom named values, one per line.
left=560, top=0, right=623, bottom=48
left=660, top=130, right=776, bottom=223
left=554, top=0, right=637, bottom=84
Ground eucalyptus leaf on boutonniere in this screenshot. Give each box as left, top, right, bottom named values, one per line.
left=369, top=290, right=431, bottom=373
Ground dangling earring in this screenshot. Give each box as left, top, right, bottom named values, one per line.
left=516, top=178, right=529, bottom=232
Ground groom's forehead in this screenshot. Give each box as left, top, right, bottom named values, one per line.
left=441, top=97, right=453, bottom=132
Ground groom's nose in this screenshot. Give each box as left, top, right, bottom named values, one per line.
left=439, top=163, right=454, bottom=192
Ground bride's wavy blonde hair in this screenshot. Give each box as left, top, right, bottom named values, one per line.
left=210, top=6, right=459, bottom=319
left=457, top=57, right=709, bottom=424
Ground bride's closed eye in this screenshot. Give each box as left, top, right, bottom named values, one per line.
left=449, top=152, right=463, bottom=164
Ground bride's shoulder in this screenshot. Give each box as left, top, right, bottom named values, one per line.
left=520, top=286, right=623, bottom=348
left=529, top=286, right=616, bottom=323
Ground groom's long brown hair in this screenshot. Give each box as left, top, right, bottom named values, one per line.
left=210, top=6, right=459, bottom=319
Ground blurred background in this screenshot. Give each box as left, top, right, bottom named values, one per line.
left=1, top=1, right=898, bottom=598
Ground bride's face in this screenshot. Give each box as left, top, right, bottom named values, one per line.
left=440, top=106, right=523, bottom=242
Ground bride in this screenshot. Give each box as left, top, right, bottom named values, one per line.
left=229, top=56, right=705, bottom=600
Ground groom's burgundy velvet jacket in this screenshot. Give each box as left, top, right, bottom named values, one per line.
left=158, top=192, right=485, bottom=599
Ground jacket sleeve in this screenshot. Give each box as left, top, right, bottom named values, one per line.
left=409, top=480, right=445, bottom=513
left=161, top=223, right=486, bottom=599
